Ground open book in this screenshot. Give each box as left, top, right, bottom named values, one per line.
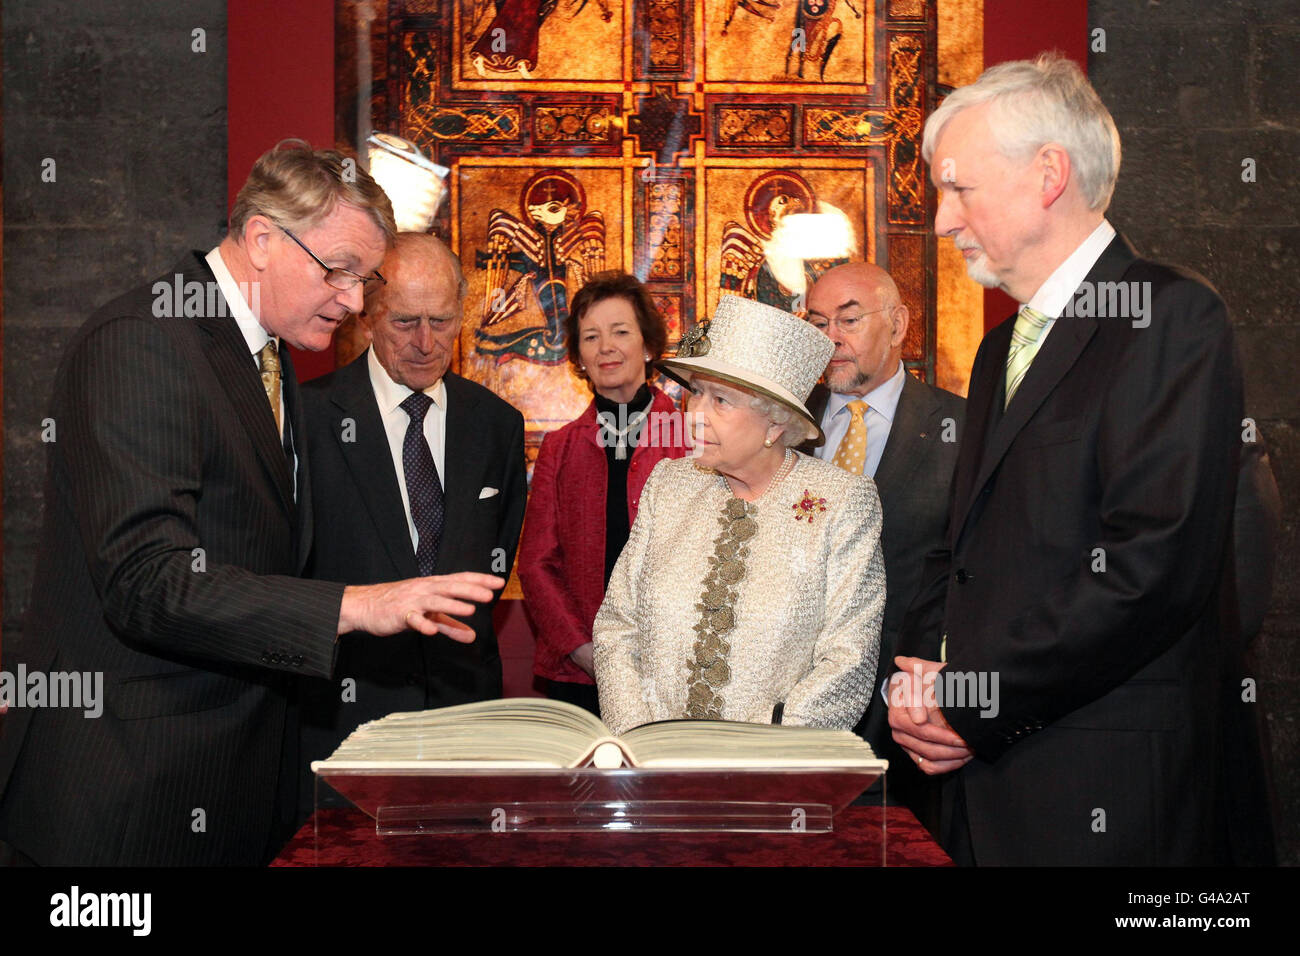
left=312, top=698, right=886, bottom=772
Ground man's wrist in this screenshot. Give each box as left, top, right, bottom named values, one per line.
left=338, top=585, right=367, bottom=635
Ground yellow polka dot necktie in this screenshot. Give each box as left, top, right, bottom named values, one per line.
left=830, top=400, right=869, bottom=475
left=1004, top=305, right=1051, bottom=409
left=258, top=340, right=282, bottom=436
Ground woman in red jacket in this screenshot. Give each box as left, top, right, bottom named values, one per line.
left=518, top=272, right=689, bottom=714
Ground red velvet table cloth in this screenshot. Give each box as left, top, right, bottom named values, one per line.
left=272, top=805, right=953, bottom=866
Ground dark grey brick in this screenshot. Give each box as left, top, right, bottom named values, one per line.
left=1237, top=328, right=1300, bottom=421
left=1091, top=0, right=1253, bottom=25
left=1088, top=24, right=1252, bottom=129
left=4, top=0, right=224, bottom=30
left=1253, top=25, right=1300, bottom=127
left=4, top=225, right=160, bottom=318
left=1193, top=130, right=1300, bottom=228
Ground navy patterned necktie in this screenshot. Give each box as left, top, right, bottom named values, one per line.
left=399, top=392, right=444, bottom=575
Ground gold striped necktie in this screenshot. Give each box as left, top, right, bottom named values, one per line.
left=258, top=340, right=282, bottom=436
left=830, top=399, right=869, bottom=475
left=1004, top=305, right=1051, bottom=408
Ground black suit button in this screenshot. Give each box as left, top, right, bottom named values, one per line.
left=292, top=655, right=304, bottom=667
left=260, top=651, right=272, bottom=664
left=955, top=568, right=970, bottom=584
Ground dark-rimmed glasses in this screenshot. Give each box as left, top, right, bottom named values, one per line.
left=807, top=306, right=891, bottom=335
left=280, top=226, right=386, bottom=291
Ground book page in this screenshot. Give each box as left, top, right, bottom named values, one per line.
left=313, top=698, right=614, bottom=770
left=620, top=719, right=885, bottom=769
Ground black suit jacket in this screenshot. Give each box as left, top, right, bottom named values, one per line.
left=0, top=252, right=344, bottom=866
left=902, top=234, right=1254, bottom=865
left=804, top=374, right=964, bottom=824
left=298, top=352, right=525, bottom=759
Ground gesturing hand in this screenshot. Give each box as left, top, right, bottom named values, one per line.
left=338, top=572, right=506, bottom=641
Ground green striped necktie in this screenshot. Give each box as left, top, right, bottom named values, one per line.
left=1004, top=305, right=1051, bottom=409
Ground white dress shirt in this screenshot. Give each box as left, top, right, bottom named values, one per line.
left=367, top=346, right=448, bottom=554
left=1024, top=219, right=1116, bottom=348
left=206, top=246, right=296, bottom=498
left=815, top=360, right=907, bottom=478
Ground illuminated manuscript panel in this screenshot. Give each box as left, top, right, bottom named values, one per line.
left=338, top=0, right=940, bottom=441
left=454, top=160, right=628, bottom=430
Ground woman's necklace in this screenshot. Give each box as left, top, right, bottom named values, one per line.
left=596, top=398, right=652, bottom=460
left=765, top=448, right=798, bottom=494
left=722, top=448, right=797, bottom=502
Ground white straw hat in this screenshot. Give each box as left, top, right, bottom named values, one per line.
left=659, top=295, right=834, bottom=446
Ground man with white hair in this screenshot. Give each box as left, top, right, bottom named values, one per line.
left=887, top=54, right=1267, bottom=864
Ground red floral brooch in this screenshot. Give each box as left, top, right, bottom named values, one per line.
left=792, top=489, right=827, bottom=522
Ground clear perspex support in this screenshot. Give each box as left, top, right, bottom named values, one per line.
left=312, top=763, right=885, bottom=837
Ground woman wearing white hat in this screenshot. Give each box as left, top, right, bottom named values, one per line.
left=593, top=294, right=885, bottom=734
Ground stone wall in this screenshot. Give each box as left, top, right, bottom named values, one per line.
left=3, top=0, right=227, bottom=629
left=1091, top=0, right=1300, bottom=863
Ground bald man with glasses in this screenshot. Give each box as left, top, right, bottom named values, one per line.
left=800, top=261, right=964, bottom=834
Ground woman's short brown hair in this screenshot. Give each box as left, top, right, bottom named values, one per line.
left=565, top=271, right=668, bottom=381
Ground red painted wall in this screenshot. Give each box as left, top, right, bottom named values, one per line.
left=228, top=0, right=337, bottom=382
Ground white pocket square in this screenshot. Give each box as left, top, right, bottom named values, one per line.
left=478, top=487, right=500, bottom=499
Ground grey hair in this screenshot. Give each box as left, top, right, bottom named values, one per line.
left=230, top=138, right=397, bottom=240
left=921, top=52, right=1121, bottom=212
left=748, top=393, right=808, bottom=448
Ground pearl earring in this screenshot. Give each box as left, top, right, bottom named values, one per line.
left=763, top=437, right=774, bottom=448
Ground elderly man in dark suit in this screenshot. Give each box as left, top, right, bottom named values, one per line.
left=0, top=143, right=504, bottom=866
left=299, top=234, right=525, bottom=785
left=889, top=54, right=1271, bottom=865
left=800, top=262, right=963, bottom=832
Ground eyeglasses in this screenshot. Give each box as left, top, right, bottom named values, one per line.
left=807, top=306, right=890, bottom=335
left=280, top=226, right=386, bottom=291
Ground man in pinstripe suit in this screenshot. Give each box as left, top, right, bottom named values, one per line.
left=0, top=141, right=502, bottom=866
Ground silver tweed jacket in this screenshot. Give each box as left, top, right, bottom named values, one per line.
left=593, top=453, right=884, bottom=735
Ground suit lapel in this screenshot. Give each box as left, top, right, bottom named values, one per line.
left=281, top=347, right=312, bottom=573
left=329, top=352, right=419, bottom=578
left=439, top=373, right=483, bottom=569
left=796, top=385, right=830, bottom=456
left=190, top=258, right=296, bottom=518
left=952, top=234, right=1138, bottom=542
left=948, top=323, right=1009, bottom=541
left=873, top=374, right=938, bottom=496
left=968, top=314, right=1098, bottom=499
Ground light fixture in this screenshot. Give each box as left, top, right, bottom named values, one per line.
left=366, top=132, right=449, bottom=232
left=768, top=208, right=854, bottom=260
left=763, top=203, right=856, bottom=295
